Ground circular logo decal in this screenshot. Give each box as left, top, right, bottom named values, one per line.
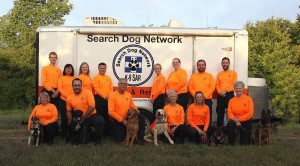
left=112, top=45, right=154, bottom=86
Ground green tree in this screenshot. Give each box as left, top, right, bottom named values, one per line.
left=0, top=0, right=73, bottom=109
left=245, top=18, right=300, bottom=122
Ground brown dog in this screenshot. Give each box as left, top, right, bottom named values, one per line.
left=253, top=109, right=271, bottom=146
left=125, top=108, right=139, bottom=146
left=144, top=109, right=174, bottom=146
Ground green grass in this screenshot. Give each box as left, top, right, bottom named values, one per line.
left=0, top=110, right=300, bottom=166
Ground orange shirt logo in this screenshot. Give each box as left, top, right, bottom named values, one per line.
left=81, top=97, right=85, bottom=100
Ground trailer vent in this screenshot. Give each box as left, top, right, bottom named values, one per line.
left=84, top=16, right=124, bottom=26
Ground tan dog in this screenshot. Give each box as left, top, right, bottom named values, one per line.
left=144, top=109, right=174, bottom=146
left=125, top=108, right=139, bottom=146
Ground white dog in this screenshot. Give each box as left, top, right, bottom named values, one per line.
left=144, top=109, right=174, bottom=146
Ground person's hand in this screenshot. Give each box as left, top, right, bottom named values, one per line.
left=105, top=96, right=109, bottom=101
left=51, top=90, right=59, bottom=98
left=122, top=119, right=128, bottom=126
left=234, top=118, right=241, bottom=127
left=219, top=90, right=227, bottom=97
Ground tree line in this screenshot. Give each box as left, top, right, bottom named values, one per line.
left=0, top=1, right=299, bottom=122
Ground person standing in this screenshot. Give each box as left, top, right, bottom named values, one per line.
left=66, top=78, right=105, bottom=145
left=41, top=51, right=62, bottom=111
left=78, top=62, right=93, bottom=93
left=188, top=59, right=215, bottom=123
left=92, top=62, right=113, bottom=135
left=215, top=57, right=237, bottom=127
left=58, top=64, right=75, bottom=137
left=150, top=63, right=166, bottom=116
left=227, top=81, right=254, bottom=145
left=108, top=78, right=145, bottom=144
left=166, top=58, right=189, bottom=112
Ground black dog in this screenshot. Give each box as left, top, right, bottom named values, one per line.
left=210, top=126, right=226, bottom=147
left=68, top=110, right=85, bottom=145
left=253, top=109, right=271, bottom=146
left=28, top=117, right=43, bottom=146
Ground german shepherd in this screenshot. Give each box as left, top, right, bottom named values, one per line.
left=125, top=108, right=139, bottom=146
left=253, top=109, right=271, bottom=146
left=28, top=117, right=43, bottom=146
left=210, top=126, right=226, bottom=147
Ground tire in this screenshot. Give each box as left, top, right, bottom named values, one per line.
left=139, top=109, right=155, bottom=132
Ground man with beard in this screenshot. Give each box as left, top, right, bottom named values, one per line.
left=215, top=57, right=237, bottom=127
left=188, top=59, right=215, bottom=124
left=66, top=78, right=105, bottom=145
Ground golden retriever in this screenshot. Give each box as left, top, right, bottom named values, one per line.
left=124, top=108, right=139, bottom=146
left=144, top=109, right=174, bottom=146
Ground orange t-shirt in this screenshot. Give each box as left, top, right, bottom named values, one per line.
left=92, top=74, right=113, bottom=99
left=215, top=70, right=237, bottom=94
left=108, top=91, right=137, bottom=123
left=78, top=74, right=93, bottom=93
left=163, top=104, right=185, bottom=126
left=66, top=90, right=97, bottom=117
left=150, top=74, right=166, bottom=101
left=188, top=72, right=215, bottom=99
left=187, top=104, right=210, bottom=132
left=42, top=65, right=62, bottom=91
left=58, top=76, right=75, bottom=101
left=228, top=95, right=254, bottom=122
left=27, top=103, right=58, bottom=130
left=166, top=68, right=188, bottom=94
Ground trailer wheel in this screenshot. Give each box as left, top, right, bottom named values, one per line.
left=139, top=109, right=155, bottom=132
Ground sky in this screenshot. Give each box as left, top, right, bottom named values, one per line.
left=1, top=0, right=299, bottom=29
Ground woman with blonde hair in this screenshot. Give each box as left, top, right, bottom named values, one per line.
left=28, top=92, right=58, bottom=145
left=78, top=62, right=93, bottom=92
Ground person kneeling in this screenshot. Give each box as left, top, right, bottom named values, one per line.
left=67, top=78, right=105, bottom=145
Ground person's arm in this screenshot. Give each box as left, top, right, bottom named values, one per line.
left=204, top=106, right=210, bottom=132
left=42, top=67, right=52, bottom=91
left=188, top=75, right=196, bottom=97
left=206, top=74, right=215, bottom=98
left=93, top=76, right=109, bottom=99
left=173, top=69, right=187, bottom=92
left=187, top=105, right=200, bottom=131
left=48, top=104, right=58, bottom=124
left=58, top=77, right=68, bottom=99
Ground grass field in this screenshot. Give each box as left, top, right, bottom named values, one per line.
left=0, top=109, right=300, bottom=166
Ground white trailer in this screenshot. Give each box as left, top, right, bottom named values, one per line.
left=36, top=20, right=266, bottom=125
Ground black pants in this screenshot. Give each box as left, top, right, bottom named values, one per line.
left=187, top=125, right=206, bottom=144
left=205, top=99, right=213, bottom=126
left=216, top=91, right=235, bottom=127
left=227, top=119, right=252, bottom=145
left=59, top=99, right=68, bottom=136
left=43, top=122, right=58, bottom=145
left=170, top=124, right=186, bottom=144
left=153, top=94, right=165, bottom=115
left=84, top=114, right=105, bottom=144
left=177, top=92, right=189, bottom=113
left=95, top=95, right=110, bottom=135
left=109, top=114, right=145, bottom=142
left=42, top=88, right=59, bottom=111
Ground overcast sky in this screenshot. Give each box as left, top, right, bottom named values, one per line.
left=1, top=0, right=299, bottom=29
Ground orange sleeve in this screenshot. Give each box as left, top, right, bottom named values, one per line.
left=215, top=73, right=221, bottom=94
left=228, top=71, right=237, bottom=92
left=187, top=105, right=200, bottom=131
left=180, top=105, right=185, bottom=125
left=151, top=75, right=166, bottom=101
left=204, top=106, right=210, bottom=132
left=238, top=97, right=254, bottom=122
left=176, top=69, right=187, bottom=93
left=108, top=93, right=125, bottom=122
left=227, top=99, right=235, bottom=120
left=87, top=90, right=96, bottom=107
left=58, top=76, right=74, bottom=100
left=188, top=75, right=196, bottom=97
left=48, top=104, right=58, bottom=124
left=206, top=74, right=215, bottom=99
left=28, top=106, right=38, bottom=130
left=42, top=67, right=52, bottom=91
left=93, top=75, right=112, bottom=99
